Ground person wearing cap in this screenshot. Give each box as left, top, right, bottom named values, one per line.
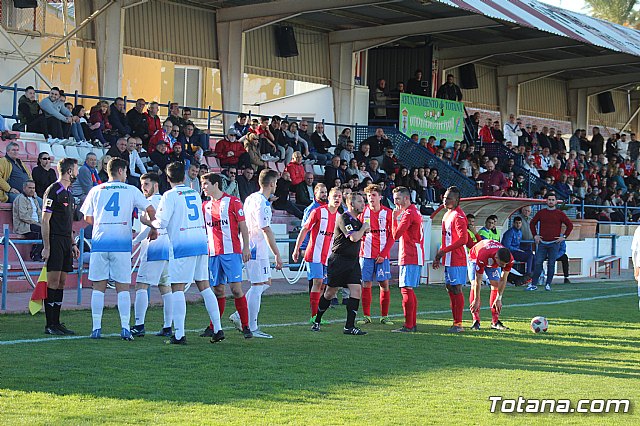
left=214, top=127, right=247, bottom=167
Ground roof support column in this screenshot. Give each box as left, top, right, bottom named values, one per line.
left=217, top=19, right=245, bottom=130
left=93, top=0, right=124, bottom=98
left=330, top=41, right=355, bottom=127
left=497, top=75, right=519, bottom=126
left=568, top=88, right=589, bottom=132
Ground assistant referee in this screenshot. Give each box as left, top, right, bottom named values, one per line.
left=41, top=157, right=80, bottom=335
left=312, top=192, right=370, bottom=335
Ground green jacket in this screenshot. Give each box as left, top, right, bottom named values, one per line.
left=478, top=226, right=500, bottom=242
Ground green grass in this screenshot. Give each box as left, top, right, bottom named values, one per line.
left=1, top=280, right=639, bottom=425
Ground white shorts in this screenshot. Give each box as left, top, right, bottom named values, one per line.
left=169, top=254, right=208, bottom=284
left=137, top=260, right=170, bottom=286
left=89, top=252, right=132, bottom=284
left=246, top=258, right=271, bottom=284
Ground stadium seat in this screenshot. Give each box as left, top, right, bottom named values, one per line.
left=313, top=165, right=324, bottom=176
left=94, top=149, right=104, bottom=162
left=50, top=144, right=67, bottom=161
left=64, top=145, right=81, bottom=160
left=38, top=142, right=52, bottom=157
left=275, top=162, right=285, bottom=173
left=0, top=139, right=8, bottom=156
left=77, top=147, right=92, bottom=160
left=206, top=156, right=220, bottom=169
left=24, top=141, right=39, bottom=159
left=4, top=117, right=17, bottom=128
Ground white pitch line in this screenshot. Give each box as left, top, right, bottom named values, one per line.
left=0, top=292, right=635, bottom=346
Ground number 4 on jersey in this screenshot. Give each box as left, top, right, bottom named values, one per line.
left=105, top=192, right=120, bottom=216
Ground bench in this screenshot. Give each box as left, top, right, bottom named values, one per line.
left=592, top=255, right=621, bottom=279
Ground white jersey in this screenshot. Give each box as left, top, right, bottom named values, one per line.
left=243, top=192, right=272, bottom=260
left=133, top=193, right=170, bottom=261
left=80, top=181, right=150, bottom=253
left=153, top=183, right=207, bottom=259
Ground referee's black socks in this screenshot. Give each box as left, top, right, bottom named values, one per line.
left=345, top=297, right=360, bottom=329
left=45, top=288, right=64, bottom=326
left=53, top=288, right=64, bottom=325
left=315, top=295, right=332, bottom=323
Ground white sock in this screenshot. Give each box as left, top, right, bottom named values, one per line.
left=173, top=291, right=186, bottom=339
left=134, top=289, right=148, bottom=326
left=162, top=292, right=173, bottom=328
left=200, top=287, right=221, bottom=332
left=91, top=290, right=105, bottom=331
left=117, top=291, right=131, bottom=330
left=247, top=285, right=268, bottom=332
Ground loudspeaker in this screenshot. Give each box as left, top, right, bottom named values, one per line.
left=459, top=63, right=478, bottom=89
left=597, top=91, right=616, bottom=114
left=13, top=0, right=38, bottom=8
left=274, top=26, right=298, bottom=58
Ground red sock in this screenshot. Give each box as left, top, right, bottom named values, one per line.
left=401, top=288, right=412, bottom=328
left=448, top=291, right=456, bottom=324
left=411, top=290, right=418, bottom=329
left=234, top=296, right=249, bottom=328
left=310, top=291, right=322, bottom=317
left=380, top=289, right=391, bottom=317
left=361, top=286, right=372, bottom=316
left=469, top=289, right=481, bottom=322
left=454, top=292, right=465, bottom=326
left=217, top=296, right=226, bottom=317
left=490, top=288, right=499, bottom=324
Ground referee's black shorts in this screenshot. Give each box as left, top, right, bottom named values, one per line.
left=47, top=234, right=73, bottom=273
left=327, top=254, right=361, bottom=288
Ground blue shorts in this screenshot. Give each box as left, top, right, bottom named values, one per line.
left=399, top=264, right=421, bottom=288
left=470, top=262, right=501, bottom=282
left=444, top=266, right=468, bottom=286
left=209, top=254, right=244, bottom=286
left=360, top=258, right=391, bottom=282
left=307, top=262, right=327, bottom=283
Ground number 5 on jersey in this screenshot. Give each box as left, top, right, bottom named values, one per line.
left=185, top=195, right=199, bottom=220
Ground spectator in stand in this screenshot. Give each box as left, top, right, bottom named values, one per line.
left=524, top=155, right=540, bottom=178
left=355, top=161, right=372, bottom=182
left=295, top=172, right=315, bottom=207
left=0, top=142, right=32, bottom=203
left=218, top=167, right=239, bottom=198
left=126, top=98, right=149, bottom=142
left=297, top=120, right=311, bottom=148
left=537, top=126, right=551, bottom=150
left=69, top=105, right=92, bottom=144
left=479, top=118, right=494, bottom=143
left=478, top=161, right=507, bottom=196
left=354, top=141, right=372, bottom=164
left=309, top=122, right=332, bottom=165
left=181, top=108, right=211, bottom=153
left=284, top=151, right=305, bottom=187
left=149, top=141, right=171, bottom=192
left=591, top=126, right=605, bottom=157
left=169, top=142, right=192, bottom=170
left=32, top=152, right=57, bottom=199
left=178, top=123, right=203, bottom=158
left=145, top=101, right=162, bottom=147
left=148, top=119, right=174, bottom=154
left=388, top=81, right=405, bottom=120
left=242, top=133, right=265, bottom=172
left=126, top=137, right=147, bottom=186
left=237, top=166, right=258, bottom=202
left=370, top=78, right=389, bottom=124
left=337, top=128, right=352, bottom=153
left=166, top=102, right=185, bottom=129
left=406, top=69, right=429, bottom=96
left=12, top=180, right=44, bottom=261
left=324, top=156, right=343, bottom=190
left=109, top=97, right=131, bottom=137
left=490, top=121, right=505, bottom=143
left=579, top=129, right=593, bottom=154
left=184, top=163, right=201, bottom=194
left=436, top=74, right=463, bottom=101
left=569, top=129, right=581, bottom=153
left=277, top=120, right=295, bottom=164
left=215, top=127, right=247, bottom=168
left=89, top=100, right=114, bottom=147
left=71, top=152, right=101, bottom=206
left=518, top=206, right=534, bottom=251
left=340, top=140, right=356, bottom=163
left=39, top=87, right=75, bottom=140
left=367, top=158, right=385, bottom=183
left=503, top=114, right=521, bottom=146
left=107, top=137, right=130, bottom=166
left=233, top=113, right=250, bottom=138
left=17, top=86, right=48, bottom=137
left=501, top=216, right=533, bottom=276
left=286, top=122, right=308, bottom=156
left=272, top=171, right=304, bottom=219
left=519, top=123, right=533, bottom=147
left=97, top=155, right=111, bottom=183
left=424, top=136, right=437, bottom=154
left=381, top=146, right=399, bottom=175
left=362, top=128, right=392, bottom=160
left=256, top=116, right=278, bottom=161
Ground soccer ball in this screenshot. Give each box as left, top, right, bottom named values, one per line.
left=530, top=316, right=548, bottom=333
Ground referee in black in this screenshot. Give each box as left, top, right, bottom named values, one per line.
left=312, top=192, right=370, bottom=335
left=41, top=157, right=80, bottom=335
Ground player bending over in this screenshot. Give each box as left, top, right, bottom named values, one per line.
left=468, top=239, right=514, bottom=330
left=153, top=162, right=223, bottom=344
left=131, top=173, right=173, bottom=337
left=358, top=184, right=395, bottom=326
left=200, top=172, right=252, bottom=339
left=311, top=191, right=369, bottom=335
left=81, top=158, right=157, bottom=340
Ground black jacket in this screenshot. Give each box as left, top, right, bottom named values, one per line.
left=237, top=175, right=258, bottom=202
left=126, top=108, right=149, bottom=139
left=295, top=182, right=314, bottom=207
left=436, top=83, right=463, bottom=101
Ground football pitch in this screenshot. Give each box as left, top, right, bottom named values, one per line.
left=1, top=280, right=639, bottom=425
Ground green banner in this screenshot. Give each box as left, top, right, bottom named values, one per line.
left=399, top=93, right=465, bottom=143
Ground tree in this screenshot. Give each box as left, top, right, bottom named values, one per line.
left=584, top=0, right=640, bottom=27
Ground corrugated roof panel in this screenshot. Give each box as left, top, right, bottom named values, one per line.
left=520, top=78, right=568, bottom=120
left=245, top=25, right=330, bottom=84
left=437, top=0, right=640, bottom=57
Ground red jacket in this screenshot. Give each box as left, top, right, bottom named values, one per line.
left=145, top=113, right=162, bottom=137
left=479, top=125, right=493, bottom=143
left=148, top=130, right=171, bottom=154
left=285, top=162, right=305, bottom=186
left=214, top=138, right=246, bottom=166
left=89, top=108, right=111, bottom=130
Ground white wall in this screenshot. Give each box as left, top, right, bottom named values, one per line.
left=0, top=35, right=44, bottom=117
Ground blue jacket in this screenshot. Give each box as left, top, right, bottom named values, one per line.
left=501, top=226, right=522, bottom=252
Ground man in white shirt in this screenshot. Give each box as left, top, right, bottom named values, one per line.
left=80, top=158, right=157, bottom=341
left=126, top=137, right=147, bottom=187
left=503, top=114, right=522, bottom=146
left=152, top=161, right=224, bottom=344
left=229, top=169, right=283, bottom=338
left=632, top=225, right=640, bottom=310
